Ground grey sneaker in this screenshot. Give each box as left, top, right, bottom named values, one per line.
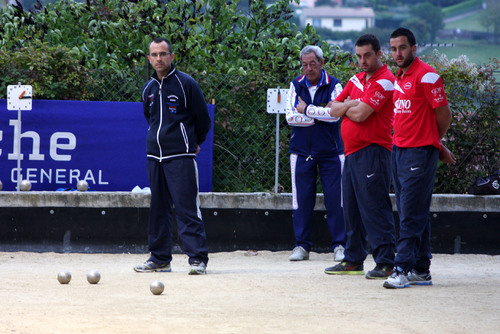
left=189, top=261, right=207, bottom=275
left=408, top=269, right=433, bottom=285
left=333, top=245, right=345, bottom=262
left=288, top=246, right=309, bottom=261
left=383, top=267, right=410, bottom=289
left=134, top=260, right=171, bottom=273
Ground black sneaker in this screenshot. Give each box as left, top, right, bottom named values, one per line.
left=134, top=260, right=171, bottom=273
left=407, top=269, right=433, bottom=285
left=365, top=264, right=393, bottom=279
left=325, top=261, right=364, bottom=275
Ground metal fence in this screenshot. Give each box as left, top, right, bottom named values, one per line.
left=201, top=73, right=293, bottom=193
left=91, top=65, right=294, bottom=193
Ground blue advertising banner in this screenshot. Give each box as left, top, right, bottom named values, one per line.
left=0, top=100, right=214, bottom=192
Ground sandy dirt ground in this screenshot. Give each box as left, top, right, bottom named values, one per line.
left=0, top=251, right=498, bottom=334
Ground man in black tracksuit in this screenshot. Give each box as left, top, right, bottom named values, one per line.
left=134, top=37, right=211, bottom=275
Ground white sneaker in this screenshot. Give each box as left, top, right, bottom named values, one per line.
left=188, top=261, right=207, bottom=275
left=383, top=267, right=410, bottom=289
left=288, top=246, right=309, bottom=261
left=333, top=245, right=345, bottom=262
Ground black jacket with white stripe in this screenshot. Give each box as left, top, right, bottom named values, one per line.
left=142, top=64, right=211, bottom=162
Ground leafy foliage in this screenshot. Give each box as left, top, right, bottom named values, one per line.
left=382, top=50, right=499, bottom=193
left=0, top=0, right=333, bottom=98
left=425, top=52, right=499, bottom=193
left=401, top=2, right=443, bottom=43
left=0, top=41, right=100, bottom=100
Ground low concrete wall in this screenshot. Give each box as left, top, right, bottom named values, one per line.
left=1, top=191, right=498, bottom=211
left=0, top=192, right=498, bottom=254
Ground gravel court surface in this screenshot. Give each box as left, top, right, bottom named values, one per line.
left=0, top=251, right=498, bottom=334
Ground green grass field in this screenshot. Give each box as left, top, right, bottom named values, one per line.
left=430, top=9, right=500, bottom=67
left=445, top=10, right=488, bottom=32
left=421, top=39, right=499, bottom=66
left=442, top=0, right=482, bottom=18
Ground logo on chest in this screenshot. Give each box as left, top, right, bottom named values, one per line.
left=166, top=94, right=180, bottom=114
left=394, top=99, right=412, bottom=114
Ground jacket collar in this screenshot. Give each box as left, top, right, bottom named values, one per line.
left=361, top=63, right=388, bottom=83
left=397, top=57, right=421, bottom=79
left=152, top=63, right=177, bottom=81
left=298, top=69, right=329, bottom=88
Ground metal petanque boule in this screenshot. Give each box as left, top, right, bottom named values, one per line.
left=150, top=280, right=164, bottom=295
left=0, top=180, right=2, bottom=191
left=86, top=270, right=101, bottom=284
left=77, top=180, right=89, bottom=192
left=19, top=180, right=31, bottom=191
left=57, top=271, right=72, bottom=284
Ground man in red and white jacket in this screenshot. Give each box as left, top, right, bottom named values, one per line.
left=319, top=34, right=397, bottom=280
left=383, top=28, right=456, bottom=289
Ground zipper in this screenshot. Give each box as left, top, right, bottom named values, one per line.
left=156, top=80, right=163, bottom=158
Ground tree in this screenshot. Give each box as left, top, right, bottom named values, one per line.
left=0, top=0, right=329, bottom=80
left=402, top=2, right=443, bottom=43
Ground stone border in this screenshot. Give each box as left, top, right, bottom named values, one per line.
left=0, top=192, right=498, bottom=212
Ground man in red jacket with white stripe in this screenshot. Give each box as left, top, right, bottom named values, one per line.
left=320, top=34, right=397, bottom=279
left=384, top=28, right=456, bottom=289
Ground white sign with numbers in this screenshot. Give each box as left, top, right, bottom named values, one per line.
left=266, top=88, right=289, bottom=114
left=7, top=84, right=33, bottom=111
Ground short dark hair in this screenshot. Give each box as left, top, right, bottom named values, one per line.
left=390, top=27, right=416, bottom=46
left=149, top=37, right=173, bottom=53
left=355, top=34, right=381, bottom=53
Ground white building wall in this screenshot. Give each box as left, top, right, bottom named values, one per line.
left=298, top=0, right=316, bottom=7
left=341, top=18, right=369, bottom=31
left=306, top=17, right=373, bottom=32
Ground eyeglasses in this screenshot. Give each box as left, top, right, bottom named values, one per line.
left=150, top=52, right=171, bottom=58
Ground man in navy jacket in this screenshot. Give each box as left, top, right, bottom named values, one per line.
left=134, top=37, right=211, bottom=275
left=286, top=45, right=346, bottom=262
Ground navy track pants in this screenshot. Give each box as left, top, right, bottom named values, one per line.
left=290, top=153, right=345, bottom=252
left=392, top=145, right=438, bottom=272
left=342, top=144, right=396, bottom=266
left=147, top=158, right=208, bottom=265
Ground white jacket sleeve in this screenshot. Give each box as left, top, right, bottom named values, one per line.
left=286, top=82, right=314, bottom=127
left=304, top=82, right=343, bottom=123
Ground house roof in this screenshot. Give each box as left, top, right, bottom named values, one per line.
left=302, top=6, right=375, bottom=18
